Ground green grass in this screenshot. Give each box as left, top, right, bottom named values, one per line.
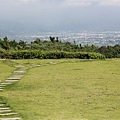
left=1, top=59, right=120, bottom=120
left=0, top=60, right=16, bottom=82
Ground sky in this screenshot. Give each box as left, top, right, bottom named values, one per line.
left=0, top=0, right=120, bottom=33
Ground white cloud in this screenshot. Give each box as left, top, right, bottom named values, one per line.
left=99, top=0, right=120, bottom=6
left=63, top=0, right=92, bottom=6
left=62, top=0, right=120, bottom=7
left=18, top=0, right=37, bottom=2
left=0, top=0, right=120, bottom=7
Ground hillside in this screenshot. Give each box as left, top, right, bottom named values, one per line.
left=0, top=59, right=120, bottom=120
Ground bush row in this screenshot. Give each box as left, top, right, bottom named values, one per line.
left=0, top=50, right=105, bottom=59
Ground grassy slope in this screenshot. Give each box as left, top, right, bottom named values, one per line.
left=0, top=60, right=16, bottom=82
left=1, top=59, right=120, bottom=120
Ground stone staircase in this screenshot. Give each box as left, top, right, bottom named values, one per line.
left=0, top=100, right=22, bottom=120
left=0, top=62, right=25, bottom=120
left=0, top=60, right=58, bottom=120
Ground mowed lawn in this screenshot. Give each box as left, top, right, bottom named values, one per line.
left=1, top=59, right=120, bottom=120
left=0, top=60, right=16, bottom=82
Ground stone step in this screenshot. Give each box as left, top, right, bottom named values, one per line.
left=14, top=65, right=24, bottom=68
left=0, top=109, right=12, bottom=112
left=31, top=64, right=42, bottom=67
left=5, top=80, right=19, bottom=83
left=0, top=108, right=10, bottom=110
left=0, top=112, right=18, bottom=116
left=1, top=83, right=12, bottom=85
left=0, top=117, right=22, bottom=120
left=0, top=104, right=5, bottom=107
left=14, top=71, right=26, bottom=73
left=49, top=62, right=57, bottom=64
left=7, top=75, right=23, bottom=80
left=0, top=89, right=3, bottom=91
left=13, top=73, right=25, bottom=75
left=0, top=85, right=6, bottom=87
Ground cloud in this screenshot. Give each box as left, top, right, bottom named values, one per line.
left=99, top=0, right=120, bottom=6
left=18, top=0, right=37, bottom=2
left=1, top=0, right=120, bottom=7
left=62, top=0, right=120, bottom=7
left=63, top=0, right=92, bottom=6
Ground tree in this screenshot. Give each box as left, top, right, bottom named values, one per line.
left=56, top=37, right=59, bottom=42
left=33, top=38, right=41, bottom=44
left=3, top=36, right=10, bottom=50
left=50, top=36, right=55, bottom=42
left=98, top=46, right=107, bottom=54
left=9, top=40, right=18, bottom=50
left=18, top=40, right=27, bottom=50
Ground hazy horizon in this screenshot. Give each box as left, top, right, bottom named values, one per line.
left=0, top=0, right=120, bottom=34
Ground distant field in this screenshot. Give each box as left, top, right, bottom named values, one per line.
left=1, top=59, right=120, bottom=120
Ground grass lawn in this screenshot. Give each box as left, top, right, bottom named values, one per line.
left=0, top=60, right=16, bottom=82
left=1, top=59, right=120, bottom=120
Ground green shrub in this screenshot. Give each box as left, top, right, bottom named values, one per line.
left=0, top=50, right=105, bottom=60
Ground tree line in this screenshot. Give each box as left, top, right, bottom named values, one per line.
left=0, top=36, right=120, bottom=58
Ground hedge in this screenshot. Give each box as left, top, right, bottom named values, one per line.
left=0, top=50, right=106, bottom=59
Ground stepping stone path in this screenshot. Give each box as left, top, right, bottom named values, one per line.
left=0, top=101, right=22, bottom=120
left=0, top=60, right=58, bottom=120
left=0, top=62, right=25, bottom=120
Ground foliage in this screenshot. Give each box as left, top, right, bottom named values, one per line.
left=98, top=44, right=120, bottom=58
left=0, top=36, right=119, bottom=58
left=0, top=37, right=27, bottom=51
left=0, top=50, right=105, bottom=59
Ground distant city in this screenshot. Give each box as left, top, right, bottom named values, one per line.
left=0, top=31, right=120, bottom=46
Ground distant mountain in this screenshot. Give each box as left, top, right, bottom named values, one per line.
left=0, top=19, right=54, bottom=36
left=0, top=18, right=120, bottom=37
